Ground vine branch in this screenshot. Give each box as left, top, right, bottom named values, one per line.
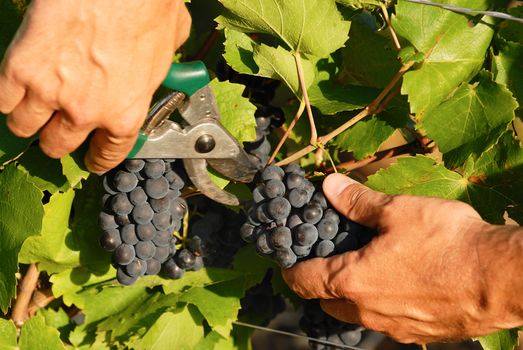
left=380, top=3, right=401, bottom=50
left=12, top=264, right=40, bottom=327
left=276, top=61, right=415, bottom=166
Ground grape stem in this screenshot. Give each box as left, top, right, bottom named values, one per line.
left=294, top=52, right=318, bottom=145
left=11, top=264, right=40, bottom=327
left=380, top=3, right=401, bottom=51
left=268, top=100, right=306, bottom=165
left=277, top=61, right=415, bottom=166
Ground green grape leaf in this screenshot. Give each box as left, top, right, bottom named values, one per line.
left=420, top=71, right=518, bottom=166
left=341, top=17, right=402, bottom=88
left=39, top=307, right=71, bottom=331
left=335, top=0, right=381, bottom=9
left=61, top=151, right=90, bottom=189
left=0, top=119, right=34, bottom=168
left=477, top=329, right=519, bottom=350
left=393, top=0, right=495, bottom=114
left=492, top=40, right=523, bottom=110
left=19, top=190, right=79, bottom=273
left=223, top=29, right=258, bottom=75
left=0, top=318, right=17, bottom=350
left=161, top=267, right=244, bottom=295
left=19, top=314, right=65, bottom=350
left=17, top=147, right=69, bottom=194
left=308, top=56, right=378, bottom=115
left=129, top=306, right=205, bottom=350
left=216, top=0, right=351, bottom=58
left=335, top=107, right=410, bottom=160
left=253, top=44, right=314, bottom=96
left=0, top=165, right=43, bottom=312
left=179, top=277, right=245, bottom=337
left=498, top=6, right=523, bottom=45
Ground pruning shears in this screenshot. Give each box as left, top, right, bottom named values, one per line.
left=128, top=61, right=258, bottom=206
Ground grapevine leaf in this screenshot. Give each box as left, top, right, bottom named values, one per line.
left=254, top=44, right=314, bottom=96
left=179, top=277, right=245, bottom=337
left=308, top=56, right=378, bottom=114
left=161, top=267, right=245, bottom=295
left=0, top=165, right=43, bottom=312
left=335, top=0, right=381, bottom=9
left=211, top=79, right=257, bottom=145
left=420, top=71, right=518, bottom=167
left=477, top=329, right=519, bottom=350
left=215, top=0, right=351, bottom=58
left=0, top=318, right=17, bottom=350
left=19, top=314, right=65, bottom=350
left=0, top=119, right=34, bottom=168
left=19, top=190, right=79, bottom=273
left=498, top=6, right=523, bottom=44
left=17, top=147, right=69, bottom=194
left=39, top=307, right=71, bottom=331
left=61, top=151, right=90, bottom=189
left=492, top=40, right=523, bottom=110
left=335, top=96, right=410, bottom=159
left=194, top=331, right=232, bottom=350
left=340, top=17, right=402, bottom=88
left=393, top=0, right=495, bottom=114
left=223, top=29, right=258, bottom=75
left=129, top=306, right=205, bottom=350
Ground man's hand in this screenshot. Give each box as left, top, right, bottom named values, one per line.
left=283, top=173, right=523, bottom=344
left=0, top=0, right=191, bottom=173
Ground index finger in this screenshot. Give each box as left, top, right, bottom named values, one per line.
left=282, top=250, right=361, bottom=300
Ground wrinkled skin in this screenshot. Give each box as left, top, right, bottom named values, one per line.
left=0, top=0, right=191, bottom=173
left=284, top=173, right=523, bottom=344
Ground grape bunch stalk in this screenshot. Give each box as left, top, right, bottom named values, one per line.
left=240, top=164, right=376, bottom=268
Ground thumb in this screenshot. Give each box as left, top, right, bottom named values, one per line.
left=323, top=173, right=392, bottom=228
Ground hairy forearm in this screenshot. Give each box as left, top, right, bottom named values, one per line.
left=476, top=222, right=523, bottom=330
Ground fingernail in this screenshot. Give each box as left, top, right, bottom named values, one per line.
left=323, top=173, right=359, bottom=197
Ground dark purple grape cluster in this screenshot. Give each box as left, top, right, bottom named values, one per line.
left=301, top=300, right=363, bottom=350
left=99, top=158, right=189, bottom=285
left=244, top=106, right=284, bottom=168
left=240, top=164, right=376, bottom=268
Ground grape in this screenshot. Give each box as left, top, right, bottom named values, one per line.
left=323, top=209, right=340, bottom=225
left=115, top=214, right=131, bottom=226
left=110, top=193, right=133, bottom=216
left=163, top=259, right=185, bottom=279
left=150, top=196, right=171, bottom=213
left=261, top=165, right=284, bottom=181
left=270, top=226, right=292, bottom=249
left=136, top=223, right=156, bottom=241
left=99, top=211, right=118, bottom=230
left=312, top=192, right=328, bottom=210
left=287, top=214, right=303, bottom=229
left=143, top=160, right=165, bottom=179
left=124, top=159, right=145, bottom=173
left=165, top=170, right=184, bottom=190
left=132, top=203, right=154, bottom=225
left=113, top=171, right=138, bottom=192
left=285, top=173, right=304, bottom=189
left=152, top=230, right=172, bottom=247
left=252, top=185, right=266, bottom=203
left=145, top=258, right=162, bottom=275
left=114, top=244, right=135, bottom=265
left=129, top=187, right=147, bottom=205
left=153, top=245, right=171, bottom=263
left=302, top=203, right=323, bottom=224
left=292, top=244, right=311, bottom=257
left=177, top=249, right=196, bottom=269
left=100, top=229, right=122, bottom=251
left=339, top=329, right=362, bottom=346
left=192, top=256, right=204, bottom=271
left=255, top=203, right=272, bottom=223
left=144, top=177, right=169, bottom=199
left=135, top=241, right=156, bottom=260
left=256, top=232, right=274, bottom=255
left=288, top=188, right=308, bottom=208
left=125, top=258, right=147, bottom=277
left=293, top=223, right=318, bottom=246
left=264, top=179, right=285, bottom=198
left=121, top=224, right=139, bottom=245
left=117, top=267, right=138, bottom=286
left=152, top=211, right=172, bottom=231
left=284, top=163, right=305, bottom=176
left=170, top=198, right=187, bottom=219
left=267, top=197, right=291, bottom=220
left=314, top=240, right=335, bottom=257
left=317, top=218, right=338, bottom=240
left=103, top=175, right=118, bottom=195
left=240, top=223, right=257, bottom=243
left=274, top=248, right=297, bottom=268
